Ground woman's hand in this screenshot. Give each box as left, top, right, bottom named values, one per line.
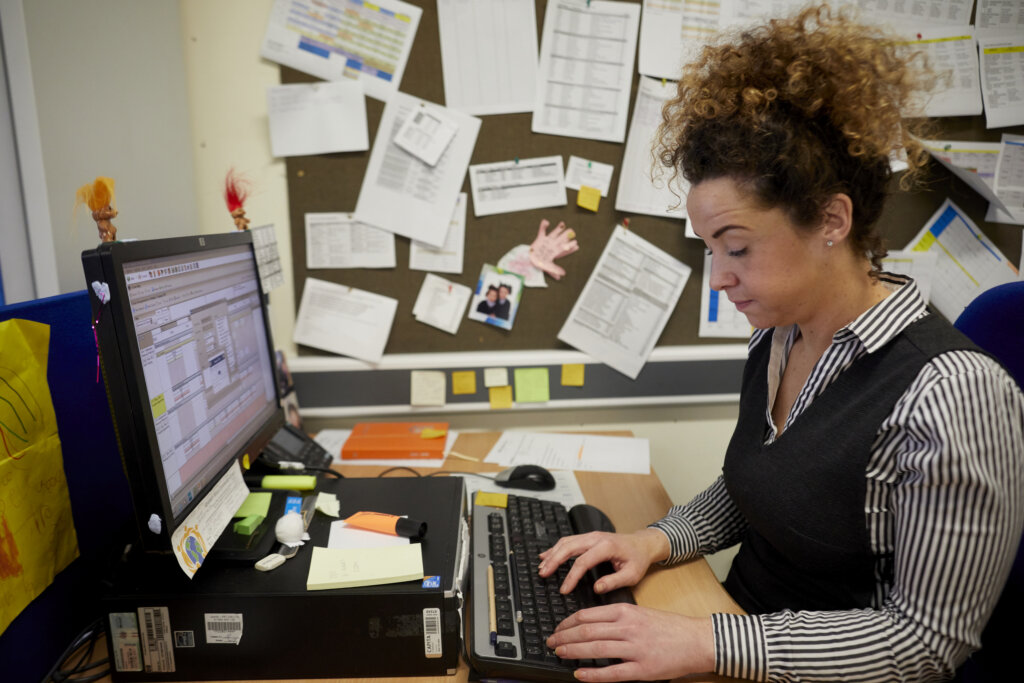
left=546, top=603, right=715, bottom=681
left=538, top=528, right=670, bottom=595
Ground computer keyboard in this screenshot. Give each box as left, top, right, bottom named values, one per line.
left=468, top=493, right=635, bottom=682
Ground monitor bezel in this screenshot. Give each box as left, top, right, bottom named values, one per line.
left=85, top=231, right=284, bottom=551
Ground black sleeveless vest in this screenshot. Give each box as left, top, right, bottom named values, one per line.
left=722, top=314, right=982, bottom=614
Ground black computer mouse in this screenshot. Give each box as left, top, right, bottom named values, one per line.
left=493, top=464, right=556, bottom=491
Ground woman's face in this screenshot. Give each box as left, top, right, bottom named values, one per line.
left=687, top=176, right=829, bottom=330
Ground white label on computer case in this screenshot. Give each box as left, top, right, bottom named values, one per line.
left=423, top=608, right=442, bottom=658
left=138, top=606, right=176, bottom=672
left=205, top=613, right=244, bottom=644
left=108, top=612, right=143, bottom=672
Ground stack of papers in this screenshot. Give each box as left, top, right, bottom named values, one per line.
left=306, top=544, right=423, bottom=590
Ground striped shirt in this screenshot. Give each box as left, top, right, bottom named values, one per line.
left=650, top=275, right=1024, bottom=682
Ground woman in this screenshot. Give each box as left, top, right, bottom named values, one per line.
left=539, top=6, right=1024, bottom=681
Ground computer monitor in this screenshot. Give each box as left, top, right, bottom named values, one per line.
left=83, top=231, right=284, bottom=553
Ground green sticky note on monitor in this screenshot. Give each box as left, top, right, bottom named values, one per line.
left=514, top=367, right=550, bottom=403
left=234, top=491, right=273, bottom=519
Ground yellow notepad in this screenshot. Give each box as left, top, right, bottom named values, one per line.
left=306, top=544, right=424, bottom=591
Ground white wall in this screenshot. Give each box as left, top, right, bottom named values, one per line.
left=21, top=0, right=200, bottom=294
left=180, top=0, right=295, bottom=355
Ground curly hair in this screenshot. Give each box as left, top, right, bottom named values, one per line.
left=656, top=3, right=934, bottom=274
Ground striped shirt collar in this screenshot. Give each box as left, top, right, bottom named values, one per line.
left=841, top=273, right=928, bottom=353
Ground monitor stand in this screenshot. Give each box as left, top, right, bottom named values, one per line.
left=207, top=488, right=297, bottom=563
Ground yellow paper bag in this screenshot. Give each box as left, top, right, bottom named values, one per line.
left=0, top=319, right=79, bottom=635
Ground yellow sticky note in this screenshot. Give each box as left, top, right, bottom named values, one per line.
left=561, top=364, right=585, bottom=386
left=234, top=491, right=273, bottom=518
left=242, top=453, right=250, bottom=469
left=514, top=367, right=550, bottom=403
left=475, top=491, right=508, bottom=508
left=420, top=428, right=448, bottom=439
left=315, top=492, right=340, bottom=518
left=306, top=544, right=424, bottom=591
left=577, top=185, right=601, bottom=212
left=489, top=385, right=513, bottom=410
left=452, top=370, right=477, bottom=395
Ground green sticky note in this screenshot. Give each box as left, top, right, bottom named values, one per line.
left=234, top=491, right=273, bottom=518
left=261, top=475, right=317, bottom=491
left=233, top=514, right=265, bottom=536
left=514, top=367, right=550, bottom=403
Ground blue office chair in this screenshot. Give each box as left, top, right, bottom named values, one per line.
left=953, top=281, right=1024, bottom=682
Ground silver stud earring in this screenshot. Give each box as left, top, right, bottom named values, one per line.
left=826, top=240, right=834, bottom=247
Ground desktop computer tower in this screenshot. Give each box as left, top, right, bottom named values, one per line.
left=101, top=476, right=467, bottom=680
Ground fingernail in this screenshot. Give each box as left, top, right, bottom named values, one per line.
left=555, top=646, right=566, bottom=657
left=574, top=670, right=586, bottom=680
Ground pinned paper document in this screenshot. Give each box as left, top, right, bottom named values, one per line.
left=394, top=104, right=460, bottom=166
left=565, top=156, right=613, bottom=196
left=412, top=273, right=472, bottom=335
left=293, top=278, right=398, bottom=364
left=267, top=81, right=369, bottom=157
left=305, top=213, right=396, bottom=269
left=469, top=156, right=567, bottom=217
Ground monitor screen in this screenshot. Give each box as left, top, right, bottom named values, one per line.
left=84, top=232, right=283, bottom=550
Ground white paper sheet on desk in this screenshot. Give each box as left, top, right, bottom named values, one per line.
left=615, top=77, right=687, bottom=220
left=292, top=278, right=397, bottom=364
left=437, top=0, right=538, bottom=115
left=328, top=520, right=410, bottom=549
left=354, top=92, right=481, bottom=247
left=485, top=432, right=650, bottom=475
left=979, top=36, right=1024, bottom=129
left=905, top=199, right=1019, bottom=321
left=699, top=252, right=751, bottom=339
left=565, top=156, right=614, bottom=197
left=267, top=80, right=368, bottom=157
left=259, top=0, right=421, bottom=102
left=463, top=469, right=585, bottom=510
left=558, top=226, right=691, bottom=380
left=532, top=0, right=640, bottom=143
left=894, top=26, right=982, bottom=118
left=305, top=213, right=396, bottom=269
left=410, top=193, right=467, bottom=274
left=469, top=156, right=567, bottom=217
left=317, top=428, right=456, bottom=468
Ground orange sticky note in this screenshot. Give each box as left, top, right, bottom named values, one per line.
left=452, top=370, right=477, bottom=395
left=561, top=364, right=584, bottom=387
left=577, top=185, right=601, bottom=212
left=489, top=385, right=513, bottom=410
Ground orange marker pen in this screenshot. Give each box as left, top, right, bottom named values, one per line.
left=344, top=511, right=427, bottom=539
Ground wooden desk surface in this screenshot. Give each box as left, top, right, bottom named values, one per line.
left=94, top=431, right=742, bottom=683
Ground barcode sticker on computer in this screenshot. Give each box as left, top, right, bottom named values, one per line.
left=423, top=608, right=442, bottom=658
left=205, top=613, right=244, bottom=644
left=138, top=607, right=176, bottom=672
left=109, top=612, right=143, bottom=672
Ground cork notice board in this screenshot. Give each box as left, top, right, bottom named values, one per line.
left=284, top=0, right=1023, bottom=359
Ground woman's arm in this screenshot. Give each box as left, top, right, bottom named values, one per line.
left=649, top=475, right=750, bottom=564
left=714, top=354, right=1024, bottom=682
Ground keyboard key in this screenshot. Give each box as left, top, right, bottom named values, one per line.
left=495, top=641, right=518, bottom=658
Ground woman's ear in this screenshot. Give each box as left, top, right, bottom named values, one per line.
left=822, top=193, right=853, bottom=244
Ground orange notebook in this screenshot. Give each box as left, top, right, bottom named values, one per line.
left=341, top=422, right=449, bottom=460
